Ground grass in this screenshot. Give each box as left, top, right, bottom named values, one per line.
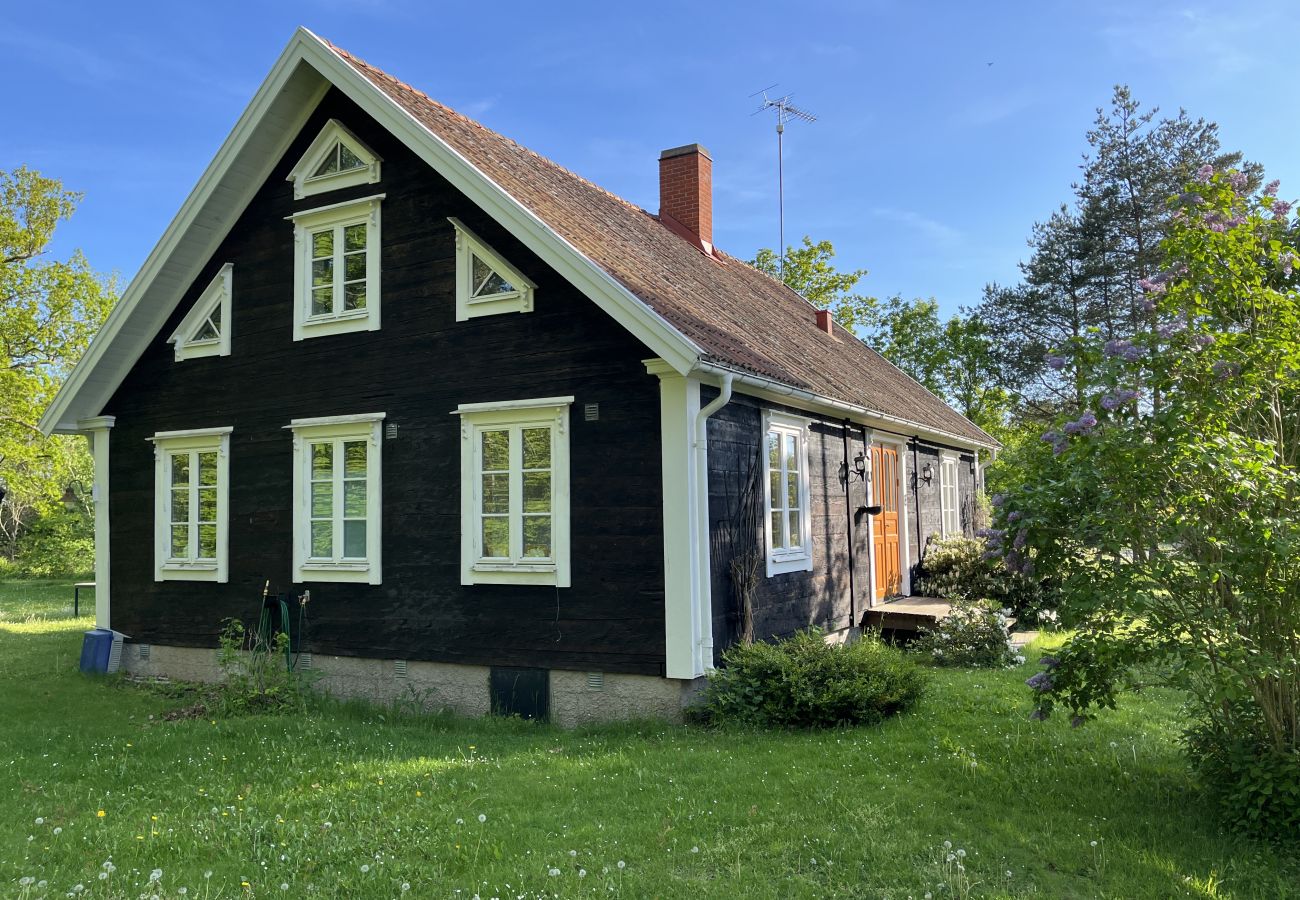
left=1, top=578, right=1297, bottom=899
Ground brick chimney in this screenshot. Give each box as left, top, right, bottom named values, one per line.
left=659, top=144, right=714, bottom=253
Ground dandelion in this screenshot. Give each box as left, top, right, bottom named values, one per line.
left=280, top=884, right=289, bottom=891
left=98, top=873, right=108, bottom=881
left=19, top=877, right=34, bottom=886
left=53, top=827, right=62, bottom=835
left=96, top=810, right=106, bottom=818
left=178, top=890, right=187, bottom=897
left=478, top=813, right=487, bottom=823
left=569, top=850, right=577, bottom=857
left=956, top=849, right=966, bottom=858
left=548, top=868, right=561, bottom=877
left=150, top=869, right=163, bottom=882
left=691, top=846, right=699, bottom=854
left=456, top=818, right=464, bottom=826
left=360, top=864, right=370, bottom=873
left=579, top=869, right=587, bottom=878
left=1091, top=840, right=1098, bottom=847
left=35, top=817, right=44, bottom=825
left=401, top=884, right=410, bottom=893
left=617, top=861, right=626, bottom=870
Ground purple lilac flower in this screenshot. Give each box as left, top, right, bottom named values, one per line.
left=1100, top=393, right=1121, bottom=411
left=1007, top=510, right=1022, bottom=523
left=1212, top=360, right=1240, bottom=380
left=1229, top=171, right=1248, bottom=191
left=1157, top=320, right=1187, bottom=338
left=1138, top=277, right=1167, bottom=295
left=1013, top=529, right=1028, bottom=551
left=990, top=493, right=1006, bottom=508
left=1264, top=179, right=1281, bottom=197
left=1121, top=344, right=1146, bottom=362
left=1273, top=200, right=1293, bottom=220
left=1051, top=438, right=1068, bottom=457
left=1029, top=708, right=1049, bottom=722
left=1078, top=411, right=1098, bottom=429
left=1025, top=671, right=1054, bottom=692
left=1103, top=339, right=1127, bottom=358
left=982, top=549, right=1002, bottom=561
left=1193, top=333, right=1216, bottom=348
left=1196, top=164, right=1214, bottom=183
left=1176, top=191, right=1204, bottom=207
left=1039, top=656, right=1060, bottom=669
left=1022, top=559, right=1035, bottom=577
left=1282, top=251, right=1295, bottom=277
left=1139, top=297, right=1158, bottom=313
left=1045, top=354, right=1067, bottom=371
left=1063, top=420, right=1081, bottom=435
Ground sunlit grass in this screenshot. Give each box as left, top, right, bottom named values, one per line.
left=1, top=579, right=1296, bottom=898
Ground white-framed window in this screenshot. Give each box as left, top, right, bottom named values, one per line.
left=286, top=119, right=382, bottom=199
left=168, top=263, right=233, bottom=361
left=149, top=427, right=232, bottom=582
left=286, top=413, right=384, bottom=584
left=940, top=452, right=961, bottom=537
left=454, top=396, right=572, bottom=586
left=763, top=411, right=813, bottom=577
left=449, top=218, right=536, bottom=322
left=289, top=194, right=383, bottom=340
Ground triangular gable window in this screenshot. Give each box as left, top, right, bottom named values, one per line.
left=450, top=218, right=536, bottom=321
left=168, top=264, right=233, bottom=361
left=288, top=119, right=381, bottom=199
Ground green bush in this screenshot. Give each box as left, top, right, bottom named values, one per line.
left=11, top=508, right=93, bottom=577
left=214, top=619, right=309, bottom=716
left=1185, top=708, right=1300, bottom=838
left=690, top=629, right=926, bottom=729
left=915, top=536, right=1052, bottom=626
left=912, top=600, right=1023, bottom=668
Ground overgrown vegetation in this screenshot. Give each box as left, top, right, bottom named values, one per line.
left=914, top=536, right=1052, bottom=626
left=912, top=601, right=1023, bottom=669
left=690, top=629, right=926, bottom=729
left=213, top=618, right=309, bottom=717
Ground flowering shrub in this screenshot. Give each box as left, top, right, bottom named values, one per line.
left=990, top=168, right=1300, bottom=833
left=912, top=601, right=1023, bottom=669
left=913, top=536, right=1052, bottom=626
left=689, top=629, right=926, bottom=729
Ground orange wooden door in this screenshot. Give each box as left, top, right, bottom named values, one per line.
left=871, top=445, right=902, bottom=599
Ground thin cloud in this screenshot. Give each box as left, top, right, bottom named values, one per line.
left=869, top=207, right=963, bottom=246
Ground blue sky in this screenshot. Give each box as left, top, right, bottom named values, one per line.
left=3, top=0, right=1295, bottom=317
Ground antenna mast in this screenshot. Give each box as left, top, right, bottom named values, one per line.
left=751, top=86, right=817, bottom=276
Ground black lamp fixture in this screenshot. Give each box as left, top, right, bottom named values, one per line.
left=61, top=481, right=88, bottom=512
left=851, top=452, right=867, bottom=482
left=920, top=462, right=934, bottom=486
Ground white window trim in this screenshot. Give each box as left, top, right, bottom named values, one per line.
left=168, top=264, right=233, bottom=361
left=289, top=194, right=383, bottom=341
left=449, top=217, right=537, bottom=322
left=454, top=396, right=572, bottom=587
left=762, top=410, right=813, bottom=577
left=285, top=413, right=385, bottom=584
left=149, top=426, right=233, bottom=583
left=286, top=118, right=382, bottom=199
left=939, top=451, right=961, bottom=538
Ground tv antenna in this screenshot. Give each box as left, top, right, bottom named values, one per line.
left=751, top=85, right=817, bottom=276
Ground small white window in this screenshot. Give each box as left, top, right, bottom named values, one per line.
left=286, top=119, right=382, bottom=199
left=763, top=411, right=813, bottom=577
left=168, top=264, right=232, bottom=361
left=287, top=413, right=384, bottom=584
left=149, top=427, right=232, bottom=582
left=449, top=218, right=536, bottom=321
left=940, top=453, right=961, bottom=537
left=455, top=397, right=572, bottom=586
left=289, top=195, right=382, bottom=340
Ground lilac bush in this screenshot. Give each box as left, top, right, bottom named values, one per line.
left=989, top=169, right=1300, bottom=833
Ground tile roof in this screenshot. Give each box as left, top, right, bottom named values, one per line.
left=326, top=41, right=996, bottom=448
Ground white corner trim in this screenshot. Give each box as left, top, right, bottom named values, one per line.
left=78, top=417, right=115, bottom=628
left=448, top=217, right=537, bottom=321
left=287, top=118, right=382, bottom=199
left=167, top=263, right=233, bottom=361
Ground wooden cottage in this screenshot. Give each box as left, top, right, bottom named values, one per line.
left=41, top=30, right=998, bottom=724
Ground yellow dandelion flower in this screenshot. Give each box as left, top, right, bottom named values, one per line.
left=96, top=810, right=106, bottom=818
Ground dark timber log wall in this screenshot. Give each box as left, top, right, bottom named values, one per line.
left=103, top=88, right=667, bottom=675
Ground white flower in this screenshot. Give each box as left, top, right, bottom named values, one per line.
left=35, top=817, right=44, bottom=825
left=548, top=868, right=560, bottom=877
left=38, top=882, right=47, bottom=889
left=942, top=840, right=952, bottom=850
left=956, top=849, right=966, bottom=858
left=568, top=849, right=577, bottom=857
left=98, top=873, right=108, bottom=881
left=578, top=869, right=586, bottom=878
left=401, top=884, right=410, bottom=893
left=19, top=877, right=34, bottom=887
left=478, top=813, right=487, bottom=823
left=177, top=890, right=188, bottom=896
left=456, top=818, right=464, bottom=825
left=150, top=868, right=163, bottom=882
left=280, top=883, right=289, bottom=891
left=53, top=827, right=62, bottom=835
left=360, top=864, right=370, bottom=873
left=691, top=846, right=699, bottom=854
left=1090, top=840, right=1098, bottom=847
left=617, top=861, right=626, bottom=870
left=204, top=871, right=213, bottom=879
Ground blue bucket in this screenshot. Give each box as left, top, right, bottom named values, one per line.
left=79, top=629, right=114, bottom=674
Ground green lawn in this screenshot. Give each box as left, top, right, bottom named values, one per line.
left=1, top=579, right=1296, bottom=899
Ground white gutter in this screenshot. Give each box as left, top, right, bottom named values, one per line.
left=691, top=372, right=733, bottom=671
left=691, top=361, right=998, bottom=452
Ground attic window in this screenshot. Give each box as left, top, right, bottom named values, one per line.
left=168, top=264, right=233, bottom=361
left=288, top=119, right=381, bottom=199
left=449, top=218, right=536, bottom=321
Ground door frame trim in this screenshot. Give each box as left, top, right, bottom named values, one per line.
left=866, top=435, right=912, bottom=604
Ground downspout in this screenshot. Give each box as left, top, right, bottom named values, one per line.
left=841, top=419, right=856, bottom=629
left=692, top=372, right=733, bottom=673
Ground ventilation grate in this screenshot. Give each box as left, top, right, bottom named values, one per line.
left=584, top=403, right=599, bottom=422
left=385, top=423, right=399, bottom=440
left=586, top=671, right=604, bottom=691
left=394, top=659, right=409, bottom=679
left=298, top=652, right=312, bottom=670
left=138, top=643, right=151, bottom=661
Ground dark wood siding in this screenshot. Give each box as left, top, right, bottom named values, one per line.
left=705, top=393, right=871, bottom=657
left=103, top=88, right=667, bottom=675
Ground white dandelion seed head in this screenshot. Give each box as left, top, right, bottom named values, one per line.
left=548, top=868, right=560, bottom=877
left=98, top=873, right=108, bottom=881
left=53, top=827, right=62, bottom=835
left=568, top=849, right=577, bottom=857
left=35, top=817, right=44, bottom=825
left=401, top=884, right=410, bottom=893
left=943, top=840, right=952, bottom=850
left=150, top=868, right=163, bottom=882
left=360, top=864, right=370, bottom=873
left=478, top=813, right=486, bottom=823
left=617, top=861, right=626, bottom=869
left=956, top=849, right=966, bottom=858
left=579, top=869, right=586, bottom=878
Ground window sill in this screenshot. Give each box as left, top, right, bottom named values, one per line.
left=157, top=563, right=224, bottom=583
left=295, top=562, right=379, bottom=585
left=463, top=561, right=566, bottom=587
left=766, top=552, right=813, bottom=578
left=295, top=310, right=379, bottom=341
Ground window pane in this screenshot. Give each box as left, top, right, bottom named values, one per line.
left=197, top=524, right=217, bottom=560
left=193, top=319, right=218, bottom=341
left=787, top=510, right=802, bottom=548
left=310, top=522, right=332, bottom=558
left=198, top=452, right=218, bottom=485
left=770, top=511, right=783, bottom=549
left=171, top=487, right=189, bottom=523
left=480, top=430, right=509, bottom=471
left=767, top=432, right=779, bottom=471
left=481, top=474, right=508, bottom=514
left=310, top=482, right=332, bottom=518
left=197, top=487, right=217, bottom=523
left=343, top=441, right=367, bottom=477
left=344, top=252, right=366, bottom=282
left=787, top=472, right=799, bottom=510
left=481, top=517, right=508, bottom=558
left=343, top=520, right=366, bottom=558
left=769, top=471, right=782, bottom=510
left=311, top=287, right=332, bottom=317
left=312, top=146, right=341, bottom=178
left=311, top=443, right=333, bottom=479
left=523, top=516, right=551, bottom=558
left=343, top=282, right=366, bottom=311
left=311, top=257, right=333, bottom=287
left=343, top=480, right=367, bottom=518
left=785, top=434, right=799, bottom=474
left=338, top=144, right=364, bottom=171
left=522, top=428, right=550, bottom=469
left=523, top=472, right=550, bottom=512
left=343, top=223, right=366, bottom=252
left=471, top=255, right=514, bottom=297
left=170, top=525, right=189, bottom=559
left=209, top=305, right=222, bottom=329
left=171, top=453, right=190, bottom=486
left=311, top=230, right=333, bottom=258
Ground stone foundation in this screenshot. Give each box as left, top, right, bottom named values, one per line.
left=122, top=643, right=701, bottom=726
